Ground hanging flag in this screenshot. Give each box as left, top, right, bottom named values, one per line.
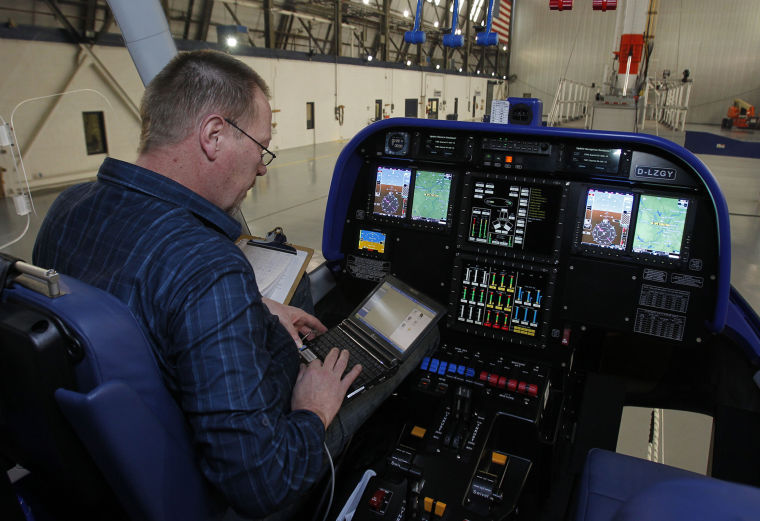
left=492, top=0, right=512, bottom=47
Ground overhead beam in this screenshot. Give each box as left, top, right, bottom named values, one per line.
left=183, top=0, right=195, bottom=40
left=44, top=0, right=85, bottom=42
left=298, top=18, right=326, bottom=54
left=197, top=0, right=215, bottom=42
left=263, top=0, right=275, bottom=48
left=334, top=0, right=342, bottom=57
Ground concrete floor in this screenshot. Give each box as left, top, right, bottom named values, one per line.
left=2, top=123, right=759, bottom=475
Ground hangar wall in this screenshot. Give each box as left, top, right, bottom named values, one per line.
left=0, top=38, right=489, bottom=194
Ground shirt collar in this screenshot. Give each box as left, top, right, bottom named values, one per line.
left=97, top=157, right=242, bottom=240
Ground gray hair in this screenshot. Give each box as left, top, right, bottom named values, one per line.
left=138, top=50, right=270, bottom=154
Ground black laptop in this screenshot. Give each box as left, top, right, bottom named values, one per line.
left=300, top=275, right=445, bottom=399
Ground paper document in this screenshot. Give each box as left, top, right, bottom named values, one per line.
left=237, top=236, right=313, bottom=304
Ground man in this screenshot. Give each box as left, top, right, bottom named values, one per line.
left=33, top=50, right=360, bottom=518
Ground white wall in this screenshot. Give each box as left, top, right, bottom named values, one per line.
left=0, top=38, right=488, bottom=194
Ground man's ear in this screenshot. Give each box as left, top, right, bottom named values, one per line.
left=199, top=114, right=226, bottom=161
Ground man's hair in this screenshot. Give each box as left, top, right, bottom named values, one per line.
left=138, top=50, right=270, bottom=154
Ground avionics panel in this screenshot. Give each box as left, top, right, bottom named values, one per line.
left=458, top=173, right=565, bottom=261
left=573, top=186, right=695, bottom=268
left=369, top=164, right=456, bottom=230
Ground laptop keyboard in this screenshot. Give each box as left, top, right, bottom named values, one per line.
left=307, top=331, right=385, bottom=392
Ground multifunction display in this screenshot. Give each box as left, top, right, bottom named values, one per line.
left=465, top=177, right=561, bottom=255
left=411, top=170, right=454, bottom=225
left=581, top=188, right=634, bottom=250
left=632, top=195, right=689, bottom=259
left=358, top=229, right=387, bottom=254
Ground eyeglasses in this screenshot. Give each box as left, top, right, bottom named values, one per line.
left=223, top=117, right=276, bottom=166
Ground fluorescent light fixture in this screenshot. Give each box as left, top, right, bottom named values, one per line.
left=226, top=36, right=238, bottom=47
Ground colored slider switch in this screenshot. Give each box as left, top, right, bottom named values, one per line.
left=424, top=496, right=434, bottom=513
left=497, top=375, right=507, bottom=389
left=434, top=501, right=447, bottom=517
left=411, top=426, right=427, bottom=439
left=491, top=451, right=508, bottom=466
left=487, top=373, right=499, bottom=387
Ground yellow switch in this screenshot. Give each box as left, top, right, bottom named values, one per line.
left=491, top=451, right=508, bottom=466
left=434, top=501, right=447, bottom=517
left=423, top=496, right=434, bottom=513
left=411, top=425, right=427, bottom=439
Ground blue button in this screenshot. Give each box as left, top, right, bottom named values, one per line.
left=465, top=367, right=476, bottom=378
left=420, top=357, right=430, bottom=371
left=457, top=365, right=466, bottom=375
left=448, top=363, right=457, bottom=374
left=438, top=362, right=448, bottom=375
left=429, top=358, right=440, bottom=373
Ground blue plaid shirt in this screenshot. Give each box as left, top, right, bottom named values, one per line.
left=33, top=158, right=325, bottom=517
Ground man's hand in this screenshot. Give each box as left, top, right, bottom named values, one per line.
left=262, top=297, right=327, bottom=346
left=291, top=348, right=362, bottom=428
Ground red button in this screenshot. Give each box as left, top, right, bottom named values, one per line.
left=497, top=376, right=507, bottom=389
left=479, top=371, right=488, bottom=382
left=507, top=379, right=518, bottom=392
left=527, top=384, right=538, bottom=396
left=562, top=328, right=571, bottom=346
left=487, top=373, right=499, bottom=387
left=369, top=489, right=386, bottom=511
left=518, top=381, right=527, bottom=394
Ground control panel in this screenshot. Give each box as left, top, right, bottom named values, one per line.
left=321, top=119, right=729, bottom=521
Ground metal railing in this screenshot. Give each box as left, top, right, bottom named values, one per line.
left=547, top=78, right=594, bottom=127
left=640, top=78, right=693, bottom=132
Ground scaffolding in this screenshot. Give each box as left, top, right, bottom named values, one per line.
left=640, top=78, right=693, bottom=132
left=547, top=78, right=595, bottom=128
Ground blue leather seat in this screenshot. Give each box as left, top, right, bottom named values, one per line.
left=0, top=258, right=222, bottom=521
left=576, top=448, right=760, bottom=521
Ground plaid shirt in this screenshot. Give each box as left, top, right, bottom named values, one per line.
left=33, top=158, right=325, bottom=517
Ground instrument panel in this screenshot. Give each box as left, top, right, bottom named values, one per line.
left=329, top=123, right=722, bottom=355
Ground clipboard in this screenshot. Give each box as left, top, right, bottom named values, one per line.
left=236, top=234, right=314, bottom=304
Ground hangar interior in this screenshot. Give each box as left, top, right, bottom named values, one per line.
left=1, top=1, right=760, bottom=520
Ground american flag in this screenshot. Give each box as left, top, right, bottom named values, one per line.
left=492, top=0, right=512, bottom=47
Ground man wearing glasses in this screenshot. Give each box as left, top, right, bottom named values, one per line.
left=33, top=50, right=362, bottom=519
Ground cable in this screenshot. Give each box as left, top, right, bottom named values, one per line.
left=0, top=213, right=30, bottom=251
left=321, top=442, right=335, bottom=521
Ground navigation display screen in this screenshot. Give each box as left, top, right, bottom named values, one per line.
left=358, top=229, right=387, bottom=253
left=632, top=195, right=689, bottom=258
left=373, top=166, right=412, bottom=218
left=411, top=170, right=453, bottom=224
left=466, top=177, right=562, bottom=254
left=581, top=188, right=634, bottom=250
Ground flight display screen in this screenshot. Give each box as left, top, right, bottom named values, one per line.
left=632, top=195, right=689, bottom=259
left=411, top=170, right=453, bottom=225
left=373, top=166, right=412, bottom=218
left=466, top=177, right=561, bottom=254
left=358, top=229, right=387, bottom=253
left=581, top=188, right=634, bottom=250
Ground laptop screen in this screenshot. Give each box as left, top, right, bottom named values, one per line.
left=354, top=279, right=439, bottom=354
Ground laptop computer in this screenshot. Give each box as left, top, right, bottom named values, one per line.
left=300, top=275, right=445, bottom=399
